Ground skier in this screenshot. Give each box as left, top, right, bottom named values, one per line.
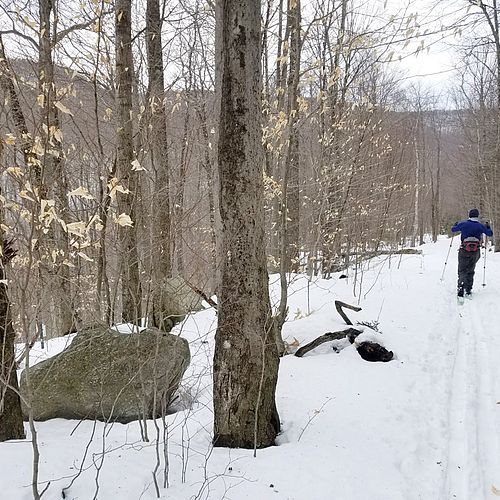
left=451, top=208, right=493, bottom=297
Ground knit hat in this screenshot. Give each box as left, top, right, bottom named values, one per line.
left=469, top=208, right=479, bottom=218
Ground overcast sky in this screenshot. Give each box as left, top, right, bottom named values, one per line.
left=377, top=0, right=474, bottom=103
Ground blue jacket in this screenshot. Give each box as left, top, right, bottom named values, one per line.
left=451, top=219, right=493, bottom=241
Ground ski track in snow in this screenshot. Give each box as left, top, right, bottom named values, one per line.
left=442, top=288, right=500, bottom=499
left=398, top=244, right=500, bottom=500
left=461, top=293, right=500, bottom=499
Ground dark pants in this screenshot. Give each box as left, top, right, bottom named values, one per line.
left=457, top=248, right=481, bottom=293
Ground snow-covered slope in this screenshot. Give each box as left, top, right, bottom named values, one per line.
left=3, top=237, right=500, bottom=500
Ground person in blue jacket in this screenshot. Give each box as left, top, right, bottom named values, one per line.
left=451, top=208, right=493, bottom=297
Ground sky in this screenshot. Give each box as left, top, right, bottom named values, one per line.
left=381, top=0, right=476, bottom=105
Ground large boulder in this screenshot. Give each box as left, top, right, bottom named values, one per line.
left=152, top=276, right=205, bottom=331
left=19, top=326, right=190, bottom=423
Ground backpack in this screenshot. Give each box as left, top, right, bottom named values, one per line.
left=462, top=237, right=480, bottom=252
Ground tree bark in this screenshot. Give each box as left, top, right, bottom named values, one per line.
left=146, top=0, right=171, bottom=285
left=38, top=0, right=77, bottom=336
left=276, top=0, right=301, bottom=347
left=116, top=0, right=142, bottom=322
left=213, top=0, right=280, bottom=449
left=283, top=0, right=301, bottom=272
left=473, top=0, right=500, bottom=249
left=0, top=207, right=25, bottom=442
left=0, top=37, right=35, bottom=170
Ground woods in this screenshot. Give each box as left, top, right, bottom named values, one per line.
left=0, top=0, right=499, bottom=470
left=0, top=0, right=493, bottom=341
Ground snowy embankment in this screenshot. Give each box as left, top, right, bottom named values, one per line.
left=2, top=236, right=500, bottom=500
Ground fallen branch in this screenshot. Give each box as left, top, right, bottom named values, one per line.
left=294, top=328, right=362, bottom=357
left=350, top=249, right=422, bottom=256
left=334, top=300, right=361, bottom=325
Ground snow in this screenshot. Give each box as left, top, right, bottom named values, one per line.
left=3, top=236, right=500, bottom=499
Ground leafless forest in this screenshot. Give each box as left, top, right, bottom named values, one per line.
left=1, top=0, right=500, bottom=449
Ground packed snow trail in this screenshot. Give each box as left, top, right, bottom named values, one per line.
left=442, top=290, right=500, bottom=500
left=399, top=240, right=500, bottom=500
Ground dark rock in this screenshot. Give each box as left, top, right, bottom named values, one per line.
left=356, top=341, right=393, bottom=362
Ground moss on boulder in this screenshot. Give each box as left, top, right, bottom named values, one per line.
left=20, top=326, right=190, bottom=423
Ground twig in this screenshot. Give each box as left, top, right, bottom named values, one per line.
left=297, top=397, right=333, bottom=441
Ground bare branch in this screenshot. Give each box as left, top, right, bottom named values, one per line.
left=55, top=9, right=114, bottom=45
left=334, top=300, right=362, bottom=326
left=0, top=29, right=39, bottom=50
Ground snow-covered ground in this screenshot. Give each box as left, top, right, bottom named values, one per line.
left=2, top=236, right=500, bottom=500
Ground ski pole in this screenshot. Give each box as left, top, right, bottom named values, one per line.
left=440, top=234, right=455, bottom=282
left=482, top=237, right=487, bottom=287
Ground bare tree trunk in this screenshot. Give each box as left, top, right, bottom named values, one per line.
left=413, top=131, right=420, bottom=246
left=146, top=0, right=171, bottom=288
left=213, top=0, right=280, bottom=449
left=97, top=169, right=114, bottom=325
left=0, top=186, right=25, bottom=442
left=91, top=9, right=112, bottom=324
left=0, top=37, right=36, bottom=170
left=321, top=0, right=348, bottom=275
left=472, top=0, right=500, bottom=249
left=173, top=107, right=190, bottom=277
left=494, top=0, right=500, bottom=251
left=276, top=0, right=301, bottom=344
left=38, top=0, right=77, bottom=336
left=431, top=120, right=441, bottom=242
left=283, top=0, right=301, bottom=272
left=116, top=0, right=142, bottom=322
left=195, top=100, right=217, bottom=277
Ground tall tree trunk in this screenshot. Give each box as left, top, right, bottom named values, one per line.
left=38, top=0, right=77, bottom=336
left=475, top=0, right=500, bottom=249
left=492, top=0, right=500, bottom=251
left=321, top=0, right=348, bottom=275
left=413, top=129, right=420, bottom=246
left=283, top=0, right=301, bottom=272
left=172, top=102, right=190, bottom=278
left=0, top=37, right=36, bottom=171
left=276, top=0, right=301, bottom=342
left=116, top=0, right=142, bottom=322
left=431, top=121, right=441, bottom=242
left=91, top=9, right=113, bottom=324
left=0, top=187, right=25, bottom=442
left=146, top=0, right=171, bottom=289
left=195, top=100, right=217, bottom=279
left=213, top=0, right=280, bottom=449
